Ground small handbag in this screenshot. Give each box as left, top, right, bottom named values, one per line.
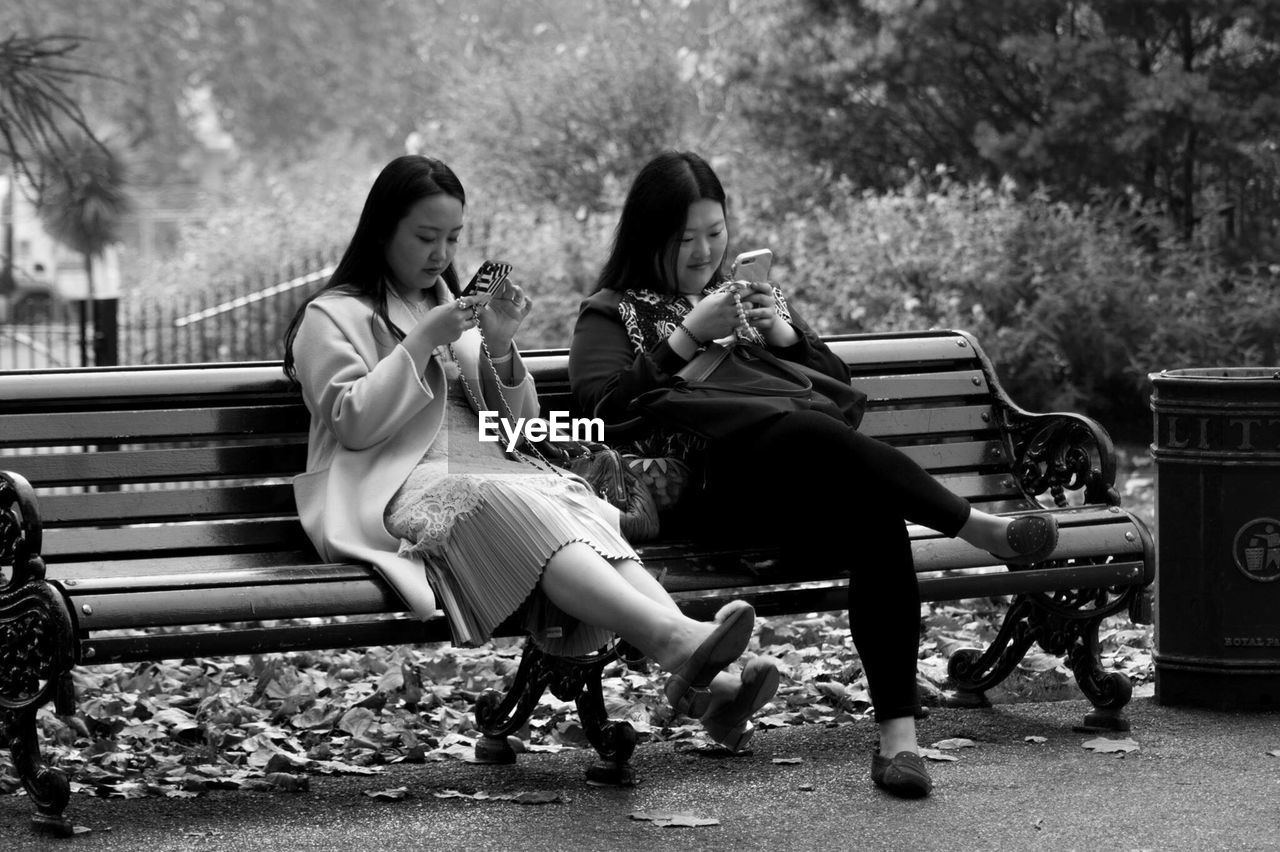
left=450, top=332, right=661, bottom=543
left=630, top=341, right=866, bottom=441
left=530, top=439, right=660, bottom=542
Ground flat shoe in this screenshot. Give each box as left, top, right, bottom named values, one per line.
left=1000, top=513, right=1059, bottom=565
left=871, top=751, right=933, bottom=799
left=664, top=600, right=755, bottom=718
left=700, top=655, right=781, bottom=752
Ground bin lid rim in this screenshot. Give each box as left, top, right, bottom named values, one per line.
left=1151, top=367, right=1280, bottom=381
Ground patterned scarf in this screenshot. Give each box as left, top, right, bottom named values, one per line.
left=617, top=284, right=793, bottom=357
left=614, top=283, right=794, bottom=462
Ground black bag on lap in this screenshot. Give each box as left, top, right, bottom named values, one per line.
left=630, top=341, right=867, bottom=441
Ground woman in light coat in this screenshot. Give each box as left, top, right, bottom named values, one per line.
left=282, top=155, right=778, bottom=751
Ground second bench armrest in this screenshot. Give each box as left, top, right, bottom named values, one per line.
left=1001, top=411, right=1121, bottom=508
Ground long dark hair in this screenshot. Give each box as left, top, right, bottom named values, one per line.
left=594, top=150, right=729, bottom=295
left=282, top=155, right=466, bottom=381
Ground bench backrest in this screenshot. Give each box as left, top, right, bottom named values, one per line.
left=0, top=329, right=1022, bottom=571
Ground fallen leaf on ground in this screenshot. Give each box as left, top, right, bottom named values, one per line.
left=244, top=772, right=309, bottom=792
left=1082, top=737, right=1139, bottom=755
left=511, top=790, right=565, bottom=805
left=630, top=811, right=721, bottom=827
left=771, top=757, right=803, bottom=765
left=931, top=737, right=976, bottom=750
left=433, top=788, right=565, bottom=804
left=752, top=713, right=794, bottom=728
left=363, top=787, right=411, bottom=800
left=1266, top=749, right=1280, bottom=758
left=1025, top=736, right=1047, bottom=744
left=918, top=747, right=959, bottom=762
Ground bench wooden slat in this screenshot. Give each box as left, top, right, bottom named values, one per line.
left=46, top=550, right=320, bottom=578
left=856, top=371, right=990, bottom=402
left=898, top=439, right=1008, bottom=471
left=886, top=520, right=1148, bottom=572
left=0, top=363, right=291, bottom=402
left=667, top=560, right=1149, bottom=621
left=0, top=406, right=308, bottom=446
left=83, top=618, right=458, bottom=665
left=38, top=483, right=297, bottom=525
left=12, top=444, right=306, bottom=488
left=73, top=579, right=407, bottom=630
left=54, top=561, right=373, bottom=593
left=933, top=472, right=1020, bottom=501
left=826, top=335, right=982, bottom=370
left=859, top=405, right=995, bottom=438
left=40, top=518, right=309, bottom=559
left=54, top=510, right=1143, bottom=603
left=653, top=534, right=1147, bottom=595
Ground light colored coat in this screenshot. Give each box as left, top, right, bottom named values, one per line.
left=290, top=279, right=544, bottom=621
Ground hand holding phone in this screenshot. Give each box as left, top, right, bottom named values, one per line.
left=462, top=260, right=513, bottom=306
left=731, top=249, right=772, bottom=285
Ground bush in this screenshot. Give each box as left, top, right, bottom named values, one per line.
left=133, top=138, right=375, bottom=303
left=721, top=171, right=1280, bottom=442
left=135, top=142, right=1279, bottom=445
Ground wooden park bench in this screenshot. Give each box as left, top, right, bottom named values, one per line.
left=0, top=328, right=1154, bottom=836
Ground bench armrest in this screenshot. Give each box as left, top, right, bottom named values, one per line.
left=1003, top=410, right=1120, bottom=507
left=0, top=470, right=45, bottom=587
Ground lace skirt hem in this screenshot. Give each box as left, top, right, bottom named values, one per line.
left=391, top=478, right=638, bottom=656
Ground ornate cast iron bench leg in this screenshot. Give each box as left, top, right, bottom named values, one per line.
left=947, top=584, right=1135, bottom=731
left=473, top=641, right=549, bottom=765
left=1035, top=587, right=1135, bottom=732
left=573, top=655, right=636, bottom=786
left=945, top=595, right=1037, bottom=710
left=1, top=472, right=77, bottom=836
left=473, top=639, right=636, bottom=785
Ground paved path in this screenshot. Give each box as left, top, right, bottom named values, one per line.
left=3, top=696, right=1277, bottom=851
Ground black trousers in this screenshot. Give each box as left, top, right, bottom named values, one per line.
left=701, top=410, right=972, bottom=723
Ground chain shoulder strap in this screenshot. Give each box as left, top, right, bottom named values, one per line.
left=448, top=330, right=566, bottom=479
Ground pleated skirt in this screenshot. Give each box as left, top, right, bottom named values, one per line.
left=386, top=472, right=637, bottom=656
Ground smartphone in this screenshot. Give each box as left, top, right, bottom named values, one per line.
left=732, top=249, right=772, bottom=285
left=462, top=260, right=513, bottom=305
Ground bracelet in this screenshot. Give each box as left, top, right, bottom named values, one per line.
left=488, top=348, right=514, bottom=365
left=676, top=322, right=707, bottom=349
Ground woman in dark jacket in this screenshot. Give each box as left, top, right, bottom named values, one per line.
left=570, top=151, right=1059, bottom=799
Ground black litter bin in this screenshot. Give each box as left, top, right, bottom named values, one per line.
left=1150, top=368, right=1280, bottom=710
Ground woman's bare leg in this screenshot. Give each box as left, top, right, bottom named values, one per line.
left=957, top=510, right=1020, bottom=557
left=879, top=715, right=918, bottom=756
left=540, top=543, right=710, bottom=671
left=611, top=558, right=743, bottom=707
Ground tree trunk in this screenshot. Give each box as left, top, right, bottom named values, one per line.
left=83, top=252, right=96, bottom=365
left=1178, top=8, right=1196, bottom=241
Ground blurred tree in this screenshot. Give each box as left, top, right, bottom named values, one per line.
left=428, top=0, right=745, bottom=214
left=38, top=133, right=129, bottom=364
left=0, top=0, right=439, bottom=180
left=1, top=0, right=751, bottom=215
left=734, top=0, right=1280, bottom=258
left=0, top=33, right=104, bottom=193
left=0, top=33, right=106, bottom=295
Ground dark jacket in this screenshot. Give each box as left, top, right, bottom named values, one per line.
left=569, top=287, right=850, bottom=428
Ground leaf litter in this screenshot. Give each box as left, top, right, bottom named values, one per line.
left=0, top=580, right=1156, bottom=803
